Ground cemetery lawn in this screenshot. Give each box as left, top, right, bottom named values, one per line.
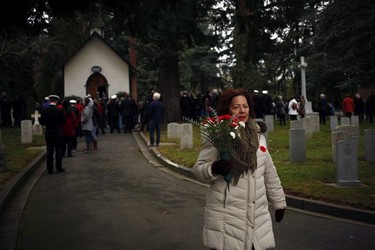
left=0, top=128, right=45, bottom=192
left=154, top=122, right=375, bottom=211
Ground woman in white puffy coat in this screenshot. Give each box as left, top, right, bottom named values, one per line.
left=193, top=88, right=287, bottom=250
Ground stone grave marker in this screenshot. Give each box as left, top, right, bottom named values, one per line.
left=309, top=114, right=320, bottom=132
left=364, top=129, right=375, bottom=163
left=340, top=117, right=350, bottom=125
left=31, top=110, right=43, bottom=135
left=21, top=120, right=33, bottom=144
left=330, top=115, right=338, bottom=132
left=264, top=115, right=274, bottom=132
left=302, top=117, right=313, bottom=139
left=290, top=128, right=306, bottom=162
left=167, top=122, right=180, bottom=139
left=180, top=123, right=193, bottom=149
left=351, top=115, right=359, bottom=127
left=335, top=125, right=359, bottom=143
left=331, top=131, right=347, bottom=163
left=290, top=120, right=303, bottom=129
left=336, top=140, right=361, bottom=187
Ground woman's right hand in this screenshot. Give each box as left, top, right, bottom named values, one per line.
left=211, top=160, right=232, bottom=176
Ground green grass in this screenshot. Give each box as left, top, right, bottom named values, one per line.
left=0, top=128, right=45, bottom=191
left=151, top=121, right=375, bottom=211
left=2, top=121, right=374, bottom=211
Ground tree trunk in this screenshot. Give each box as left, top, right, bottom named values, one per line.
left=159, top=55, right=181, bottom=123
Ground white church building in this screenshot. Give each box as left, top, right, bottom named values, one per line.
left=62, top=22, right=135, bottom=100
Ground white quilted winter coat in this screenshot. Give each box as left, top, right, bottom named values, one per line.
left=193, top=134, right=287, bottom=250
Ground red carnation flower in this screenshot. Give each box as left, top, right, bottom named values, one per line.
left=259, top=146, right=267, bottom=152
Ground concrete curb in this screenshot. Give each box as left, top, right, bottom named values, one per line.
left=138, top=131, right=375, bottom=225
left=0, top=150, right=46, bottom=215
left=1, top=132, right=374, bottom=226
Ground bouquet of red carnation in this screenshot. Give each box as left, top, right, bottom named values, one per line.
left=201, top=114, right=245, bottom=190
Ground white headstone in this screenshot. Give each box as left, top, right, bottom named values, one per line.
left=364, top=129, right=375, bottom=163
left=309, top=115, right=320, bottom=132
left=31, top=110, right=41, bottom=124
left=340, top=117, right=350, bottom=125
left=31, top=109, right=43, bottom=135
left=351, top=115, right=359, bottom=127
left=290, top=120, right=303, bottom=129
left=329, top=115, right=338, bottom=132
left=336, top=125, right=359, bottom=143
left=264, top=115, right=274, bottom=132
left=167, top=123, right=180, bottom=138
left=21, top=120, right=33, bottom=144
left=336, top=140, right=361, bottom=187
left=302, top=117, right=313, bottom=139
left=331, top=131, right=347, bottom=163
left=180, top=123, right=193, bottom=149
left=290, top=128, right=306, bottom=162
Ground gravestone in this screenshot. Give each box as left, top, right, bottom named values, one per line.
left=351, top=115, right=359, bottom=127
left=290, top=120, right=303, bottom=129
left=331, top=131, right=347, bottom=163
left=167, top=123, right=180, bottom=139
left=364, top=129, right=375, bottom=163
left=180, top=123, right=193, bottom=149
left=309, top=114, right=320, bottom=132
left=335, top=125, right=359, bottom=143
left=302, top=117, right=313, bottom=139
left=21, top=120, right=33, bottom=144
left=329, top=115, right=338, bottom=132
left=336, top=140, right=361, bottom=187
left=31, top=110, right=43, bottom=135
left=340, top=117, right=350, bottom=125
left=264, top=115, right=274, bottom=132
left=289, top=128, right=306, bottom=162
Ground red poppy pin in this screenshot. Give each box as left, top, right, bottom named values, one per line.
left=259, top=146, right=267, bottom=152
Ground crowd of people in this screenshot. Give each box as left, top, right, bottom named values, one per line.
left=178, top=89, right=375, bottom=128
left=0, top=90, right=164, bottom=174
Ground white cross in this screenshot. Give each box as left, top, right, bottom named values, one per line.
left=31, top=110, right=41, bottom=125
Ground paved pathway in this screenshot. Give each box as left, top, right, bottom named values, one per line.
left=1, top=131, right=375, bottom=249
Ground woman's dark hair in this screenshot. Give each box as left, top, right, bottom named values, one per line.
left=217, top=88, right=252, bottom=115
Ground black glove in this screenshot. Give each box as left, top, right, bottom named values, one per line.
left=275, top=209, right=285, bottom=223
left=256, top=121, right=268, bottom=133
left=211, top=160, right=232, bottom=176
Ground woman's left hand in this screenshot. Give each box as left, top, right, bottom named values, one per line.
left=275, top=209, right=285, bottom=222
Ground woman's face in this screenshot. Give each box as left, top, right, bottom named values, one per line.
left=229, top=95, right=249, bottom=123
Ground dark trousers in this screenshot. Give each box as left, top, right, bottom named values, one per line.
left=149, top=120, right=161, bottom=145
left=319, top=111, right=327, bottom=124
left=278, top=114, right=286, bottom=125
left=45, top=136, right=64, bottom=173
left=109, top=116, right=120, bottom=133
left=122, top=115, right=132, bottom=133
left=63, top=136, right=74, bottom=156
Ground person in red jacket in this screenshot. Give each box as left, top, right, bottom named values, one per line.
left=342, top=94, right=355, bottom=118
left=62, top=100, right=78, bottom=157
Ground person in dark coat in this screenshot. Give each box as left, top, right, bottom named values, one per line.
left=366, top=92, right=375, bottom=123
left=40, top=95, right=66, bottom=174
left=120, top=93, right=135, bottom=133
left=107, top=95, right=121, bottom=134
left=62, top=100, right=77, bottom=157
left=353, top=93, right=364, bottom=122
left=149, top=92, right=164, bottom=147
left=180, top=91, right=192, bottom=120
left=12, top=95, right=26, bottom=127
left=317, top=94, right=328, bottom=124
left=139, top=96, right=151, bottom=132
left=0, top=92, right=12, bottom=127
